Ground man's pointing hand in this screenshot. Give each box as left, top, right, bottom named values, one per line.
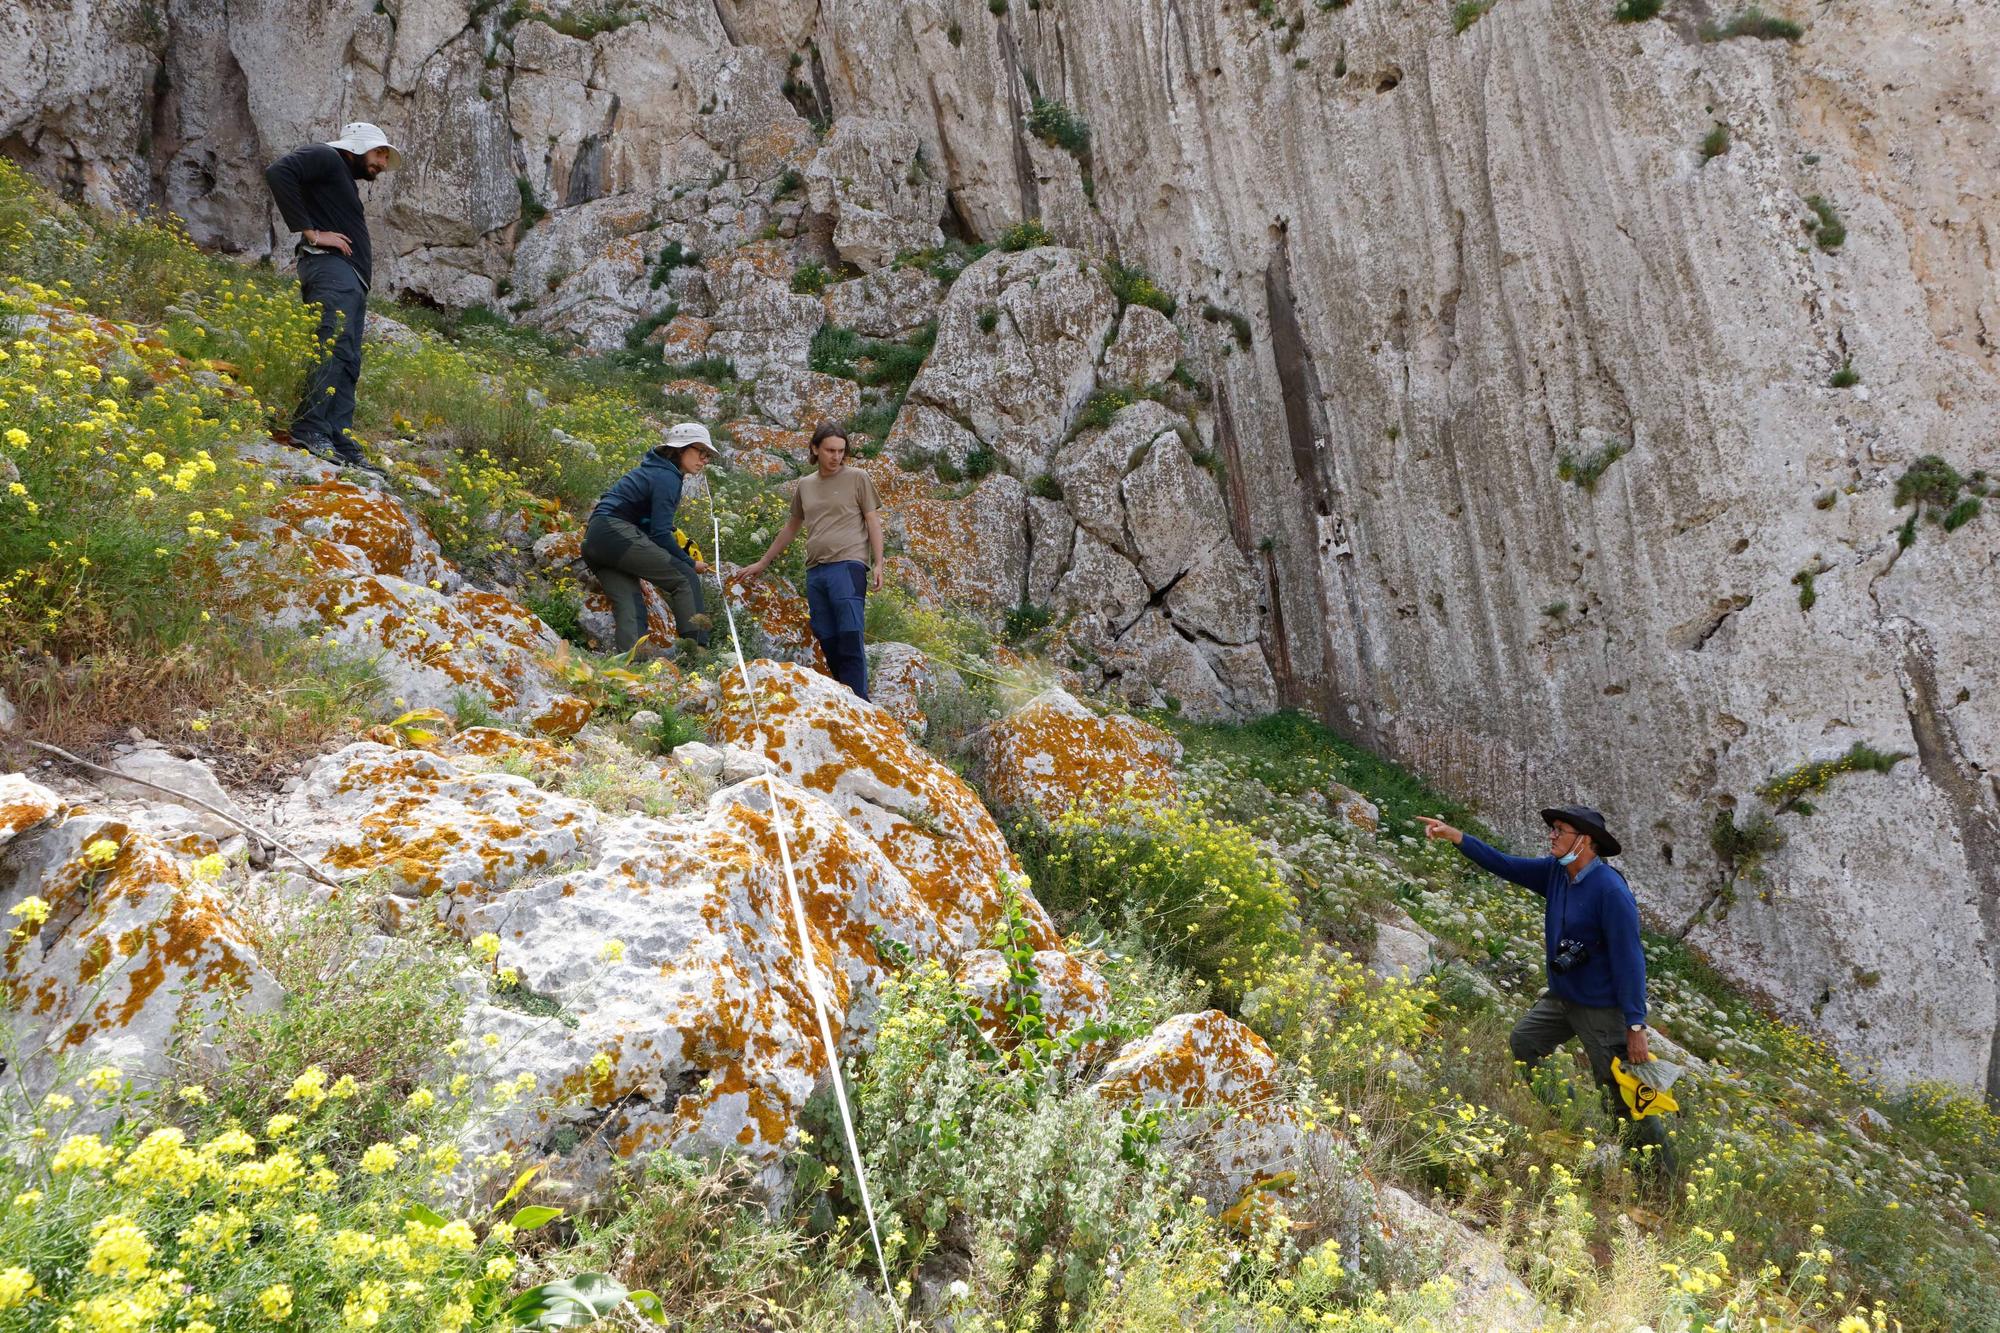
left=1417, top=816, right=1463, bottom=846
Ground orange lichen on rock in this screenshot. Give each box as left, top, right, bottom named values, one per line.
left=1, top=774, right=63, bottom=846
left=976, top=687, right=1181, bottom=819
left=1092, top=1009, right=1302, bottom=1202
left=269, top=481, right=451, bottom=583
left=723, top=573, right=825, bottom=670
left=2, top=808, right=275, bottom=1093
left=714, top=661, right=1056, bottom=952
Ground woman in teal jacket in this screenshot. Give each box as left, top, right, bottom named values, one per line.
left=581, top=422, right=717, bottom=655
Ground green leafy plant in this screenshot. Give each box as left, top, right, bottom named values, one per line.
left=1103, top=260, right=1178, bottom=318
left=1829, top=359, right=1860, bottom=388
left=1003, top=601, right=1053, bottom=642
left=1701, top=5, right=1804, bottom=40
left=1452, top=0, right=1496, bottom=31
left=1791, top=566, right=1817, bottom=610
left=1028, top=473, right=1065, bottom=501
left=1804, top=195, right=1845, bottom=251
left=1757, top=740, right=1909, bottom=815
left=1700, top=123, right=1731, bottom=162
left=978, top=306, right=1000, bottom=334
left=648, top=239, right=700, bottom=289
left=1556, top=441, right=1631, bottom=493
left=1028, top=97, right=1091, bottom=158
left=661, top=355, right=736, bottom=386
left=516, top=176, right=548, bottom=229
left=790, top=260, right=832, bottom=295
left=998, top=219, right=1054, bottom=252
left=1613, top=0, right=1662, bottom=20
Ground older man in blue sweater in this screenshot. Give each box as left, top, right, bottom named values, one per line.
left=1420, top=804, right=1674, bottom=1169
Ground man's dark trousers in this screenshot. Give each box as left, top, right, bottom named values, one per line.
left=292, top=252, right=368, bottom=450
left=1511, top=991, right=1675, bottom=1168
left=805, top=560, right=869, bottom=700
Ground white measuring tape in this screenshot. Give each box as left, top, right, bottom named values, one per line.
left=701, top=494, right=898, bottom=1318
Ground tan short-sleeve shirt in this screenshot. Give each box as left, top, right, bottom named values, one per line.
left=789, top=466, right=881, bottom=568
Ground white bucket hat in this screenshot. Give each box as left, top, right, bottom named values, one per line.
left=660, top=421, right=719, bottom=457
left=324, top=122, right=403, bottom=170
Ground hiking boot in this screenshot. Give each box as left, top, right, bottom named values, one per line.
left=290, top=432, right=345, bottom=465
left=333, top=442, right=388, bottom=476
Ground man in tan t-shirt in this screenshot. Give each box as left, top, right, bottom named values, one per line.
left=740, top=420, right=884, bottom=699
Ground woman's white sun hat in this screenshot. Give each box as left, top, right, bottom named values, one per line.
left=661, top=421, right=719, bottom=457
left=323, top=122, right=403, bottom=170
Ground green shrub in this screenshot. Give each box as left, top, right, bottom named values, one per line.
left=527, top=585, right=589, bottom=646
left=1103, top=261, right=1178, bottom=318
left=649, top=239, right=701, bottom=289
left=1613, top=0, right=1662, bottom=19
left=515, top=175, right=547, bottom=228
left=1003, top=601, right=1052, bottom=642
left=1701, top=123, right=1731, bottom=161
left=1452, top=0, right=1496, bottom=32
left=1804, top=194, right=1845, bottom=251
left=1028, top=473, right=1065, bottom=501
left=1791, top=566, right=1817, bottom=610
left=1200, top=302, right=1253, bottom=349
left=963, top=443, right=999, bottom=479
left=1757, top=740, right=1909, bottom=814
left=175, top=886, right=467, bottom=1150
left=1556, top=441, right=1630, bottom=492
left=1027, top=97, right=1091, bottom=157
left=998, top=219, right=1054, bottom=252
left=661, top=354, right=736, bottom=386
left=1702, top=5, right=1804, bottom=40
left=621, top=302, right=680, bottom=351
left=1071, top=386, right=1132, bottom=436
left=1020, top=796, right=1298, bottom=1001
left=790, top=260, right=832, bottom=295
left=977, top=306, right=1000, bottom=333
left=1829, top=359, right=1859, bottom=388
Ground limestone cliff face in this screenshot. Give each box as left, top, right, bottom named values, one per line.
left=5, top=0, right=1997, bottom=1091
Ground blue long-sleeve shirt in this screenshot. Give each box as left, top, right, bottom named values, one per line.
left=1456, top=835, right=1648, bottom=1027
left=590, top=448, right=696, bottom=567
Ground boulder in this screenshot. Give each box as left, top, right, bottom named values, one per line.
left=1, top=800, right=277, bottom=1098
left=754, top=365, right=862, bottom=431
left=866, top=641, right=959, bottom=740
left=713, top=660, right=1056, bottom=953
left=261, top=483, right=592, bottom=737
left=1328, top=782, right=1381, bottom=833
left=671, top=741, right=727, bottom=782
left=974, top=688, right=1180, bottom=820
left=1092, top=1009, right=1301, bottom=1204
left=824, top=265, right=944, bottom=339
left=1373, top=1187, right=1550, bottom=1331
left=902, top=247, right=1118, bottom=476
left=1100, top=304, right=1183, bottom=388
left=880, top=469, right=1029, bottom=619
left=805, top=118, right=946, bottom=272
left=100, top=743, right=249, bottom=841
left=1367, top=907, right=1437, bottom=983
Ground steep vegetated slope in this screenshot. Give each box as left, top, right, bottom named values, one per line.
left=6, top=0, right=1996, bottom=1094
left=2, top=164, right=1999, bottom=1331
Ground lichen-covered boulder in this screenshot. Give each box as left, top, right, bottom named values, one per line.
left=1100, top=304, right=1184, bottom=388
left=753, top=365, right=862, bottom=431
left=823, top=265, right=943, bottom=339
left=805, top=118, right=946, bottom=272
left=1092, top=1009, right=1301, bottom=1204
left=866, top=641, right=964, bottom=740
left=262, top=483, right=592, bottom=736
left=723, top=571, right=826, bottom=670
left=974, top=687, right=1180, bottom=820
left=1, top=795, right=276, bottom=1096
left=282, top=743, right=600, bottom=908
left=713, top=660, right=1056, bottom=953
left=702, top=244, right=822, bottom=377
left=902, top=247, right=1118, bottom=476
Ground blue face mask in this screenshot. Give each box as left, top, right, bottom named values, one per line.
left=1557, top=848, right=1580, bottom=867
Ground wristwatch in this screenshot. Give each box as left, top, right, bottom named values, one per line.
left=1629, top=1023, right=1645, bottom=1031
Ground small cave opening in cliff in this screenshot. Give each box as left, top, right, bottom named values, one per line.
left=1376, top=67, right=1402, bottom=94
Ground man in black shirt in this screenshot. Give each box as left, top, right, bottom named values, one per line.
left=264, top=122, right=401, bottom=473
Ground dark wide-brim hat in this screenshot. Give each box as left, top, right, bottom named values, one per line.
left=1540, top=805, right=1622, bottom=858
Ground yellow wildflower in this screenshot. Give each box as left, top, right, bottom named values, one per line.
left=257, top=1283, right=293, bottom=1320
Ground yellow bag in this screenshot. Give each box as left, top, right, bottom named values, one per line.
left=1611, top=1056, right=1681, bottom=1119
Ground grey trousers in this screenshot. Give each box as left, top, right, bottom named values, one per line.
left=1510, top=991, right=1672, bottom=1160
left=580, top=514, right=708, bottom=654
left=292, top=252, right=367, bottom=449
